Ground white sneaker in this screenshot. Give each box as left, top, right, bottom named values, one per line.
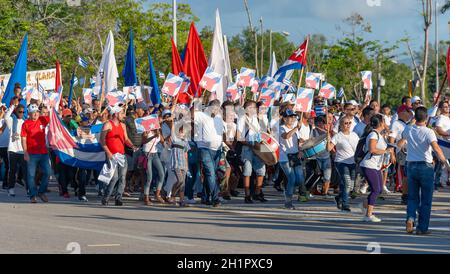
left=383, top=186, right=391, bottom=194
left=8, top=188, right=15, bottom=197
left=363, top=215, right=382, bottom=223
left=184, top=198, right=196, bottom=205
left=360, top=184, right=368, bottom=194
left=79, top=196, right=88, bottom=202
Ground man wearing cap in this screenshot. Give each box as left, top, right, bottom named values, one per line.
left=100, top=104, right=137, bottom=206
left=389, top=104, right=414, bottom=204
left=124, top=102, right=147, bottom=197
left=411, top=96, right=422, bottom=111
left=21, top=104, right=50, bottom=203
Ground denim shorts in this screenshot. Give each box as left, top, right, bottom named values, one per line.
left=316, top=157, right=332, bottom=182
left=241, top=146, right=266, bottom=177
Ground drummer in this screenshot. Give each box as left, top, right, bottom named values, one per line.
left=434, top=101, right=450, bottom=187
left=311, top=115, right=333, bottom=198
left=236, top=100, right=268, bottom=204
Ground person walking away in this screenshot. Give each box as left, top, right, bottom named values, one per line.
left=399, top=107, right=450, bottom=235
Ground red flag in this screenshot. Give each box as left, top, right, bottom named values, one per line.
left=181, top=22, right=208, bottom=103
left=48, top=108, right=78, bottom=150
left=447, top=45, right=450, bottom=89
left=171, top=38, right=184, bottom=76
left=55, top=60, right=64, bottom=109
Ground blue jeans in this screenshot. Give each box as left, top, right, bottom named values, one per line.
left=280, top=162, right=304, bottom=199
left=406, top=162, right=435, bottom=232
left=335, top=162, right=356, bottom=208
left=145, top=153, right=165, bottom=194
left=27, top=154, right=50, bottom=198
left=199, top=148, right=220, bottom=203
left=104, top=159, right=128, bottom=201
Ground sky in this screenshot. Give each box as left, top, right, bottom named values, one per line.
left=145, top=0, right=450, bottom=62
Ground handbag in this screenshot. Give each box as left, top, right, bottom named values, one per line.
left=287, top=153, right=302, bottom=167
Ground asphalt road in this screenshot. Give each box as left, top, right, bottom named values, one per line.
left=0, top=181, right=449, bottom=254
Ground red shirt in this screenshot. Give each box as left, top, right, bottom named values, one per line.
left=21, top=116, right=50, bottom=155
left=105, top=120, right=125, bottom=155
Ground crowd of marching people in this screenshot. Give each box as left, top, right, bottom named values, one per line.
left=1, top=80, right=450, bottom=235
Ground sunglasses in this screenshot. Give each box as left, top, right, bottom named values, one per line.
left=17, top=111, right=24, bottom=114
left=344, top=122, right=352, bottom=125
left=346, top=108, right=355, bottom=111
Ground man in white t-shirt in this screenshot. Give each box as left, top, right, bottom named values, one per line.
left=332, top=103, right=359, bottom=134
left=194, top=100, right=225, bottom=207
left=0, top=104, right=11, bottom=190
left=434, top=101, right=450, bottom=187
left=399, top=107, right=450, bottom=235
left=388, top=104, right=413, bottom=204
left=354, top=106, right=375, bottom=138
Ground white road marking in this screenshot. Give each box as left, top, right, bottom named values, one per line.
left=58, top=226, right=194, bottom=247
left=87, top=244, right=121, bottom=247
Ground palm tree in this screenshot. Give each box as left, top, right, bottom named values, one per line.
left=442, top=0, right=450, bottom=13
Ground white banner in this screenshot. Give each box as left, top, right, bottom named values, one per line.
left=0, top=68, right=57, bottom=91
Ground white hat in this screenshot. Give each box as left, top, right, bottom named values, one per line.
left=108, top=104, right=123, bottom=115
left=28, top=104, right=39, bottom=113
left=162, top=109, right=172, bottom=117
left=411, top=96, right=422, bottom=104
left=348, top=100, right=359, bottom=106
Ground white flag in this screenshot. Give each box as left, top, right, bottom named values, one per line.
left=96, top=31, right=119, bottom=96
left=267, top=51, right=278, bottom=78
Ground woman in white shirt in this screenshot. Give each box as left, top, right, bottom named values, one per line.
left=359, top=114, right=395, bottom=222
left=327, top=116, right=359, bottom=212
left=279, top=109, right=306, bottom=209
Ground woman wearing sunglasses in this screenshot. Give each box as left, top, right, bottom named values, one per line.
left=327, top=117, right=359, bottom=212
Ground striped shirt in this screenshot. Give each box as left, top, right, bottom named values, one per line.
left=171, top=133, right=190, bottom=171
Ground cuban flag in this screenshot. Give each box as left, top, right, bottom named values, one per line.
left=282, top=93, right=296, bottom=104
left=259, top=88, right=275, bottom=107
left=250, top=78, right=260, bottom=93
left=89, top=77, right=96, bottom=88
left=199, top=67, right=222, bottom=92
left=259, top=76, right=275, bottom=90
left=315, top=105, right=327, bottom=116
left=226, top=82, right=240, bottom=102
left=135, top=114, right=160, bottom=133
left=237, top=67, right=256, bottom=87
left=83, top=88, right=93, bottom=105
left=361, top=71, right=373, bottom=90
left=49, top=108, right=105, bottom=170
left=78, top=56, right=88, bottom=69
left=295, top=88, right=314, bottom=112
left=274, top=37, right=309, bottom=82
left=319, top=82, right=336, bottom=99
left=106, top=90, right=128, bottom=106
left=162, top=73, right=184, bottom=97
left=179, top=72, right=191, bottom=94
left=337, top=87, right=345, bottom=98
left=305, top=72, right=322, bottom=90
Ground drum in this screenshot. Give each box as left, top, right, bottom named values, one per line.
left=301, top=135, right=327, bottom=159
left=253, top=132, right=280, bottom=166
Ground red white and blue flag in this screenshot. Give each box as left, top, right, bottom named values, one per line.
left=179, top=72, right=191, bottom=94
left=361, top=71, right=373, bottom=90
left=305, top=72, right=322, bottom=90
left=274, top=37, right=309, bottom=82
left=237, top=67, right=256, bottom=87
left=259, top=88, right=275, bottom=107
left=319, top=82, right=336, bottom=99
left=82, top=88, right=93, bottom=105
left=250, top=77, right=260, bottom=93
left=135, top=114, right=160, bottom=133
left=106, top=90, right=128, bottom=106
left=162, top=73, right=184, bottom=97
left=226, top=82, right=240, bottom=102
left=199, top=67, right=222, bottom=92
left=295, top=88, right=314, bottom=112
left=447, top=45, right=450, bottom=89
left=259, top=76, right=275, bottom=90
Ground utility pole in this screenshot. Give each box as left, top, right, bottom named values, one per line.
left=435, top=0, right=439, bottom=95
left=269, top=30, right=272, bottom=67
left=173, top=0, right=177, bottom=45
left=260, top=17, right=264, bottom=75
left=243, top=0, right=258, bottom=77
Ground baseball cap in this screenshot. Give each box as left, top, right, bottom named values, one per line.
left=348, top=100, right=359, bottom=106
left=282, top=109, right=297, bottom=118
left=28, top=104, right=39, bottom=113
left=62, top=109, right=72, bottom=117
left=162, top=109, right=172, bottom=117
left=411, top=96, right=421, bottom=104
left=310, top=111, right=317, bottom=118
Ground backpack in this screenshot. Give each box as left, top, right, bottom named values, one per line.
left=354, top=130, right=379, bottom=165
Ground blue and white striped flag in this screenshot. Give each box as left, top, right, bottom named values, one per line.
left=78, top=56, right=88, bottom=68
left=282, top=78, right=291, bottom=86
left=38, top=83, right=46, bottom=96
left=232, top=69, right=239, bottom=81
left=89, top=77, right=96, bottom=88
left=337, top=87, right=345, bottom=98
left=158, top=71, right=165, bottom=79
left=73, top=76, right=78, bottom=87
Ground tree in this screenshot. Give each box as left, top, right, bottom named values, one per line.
left=420, top=0, right=433, bottom=105
left=441, top=0, right=450, bottom=13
